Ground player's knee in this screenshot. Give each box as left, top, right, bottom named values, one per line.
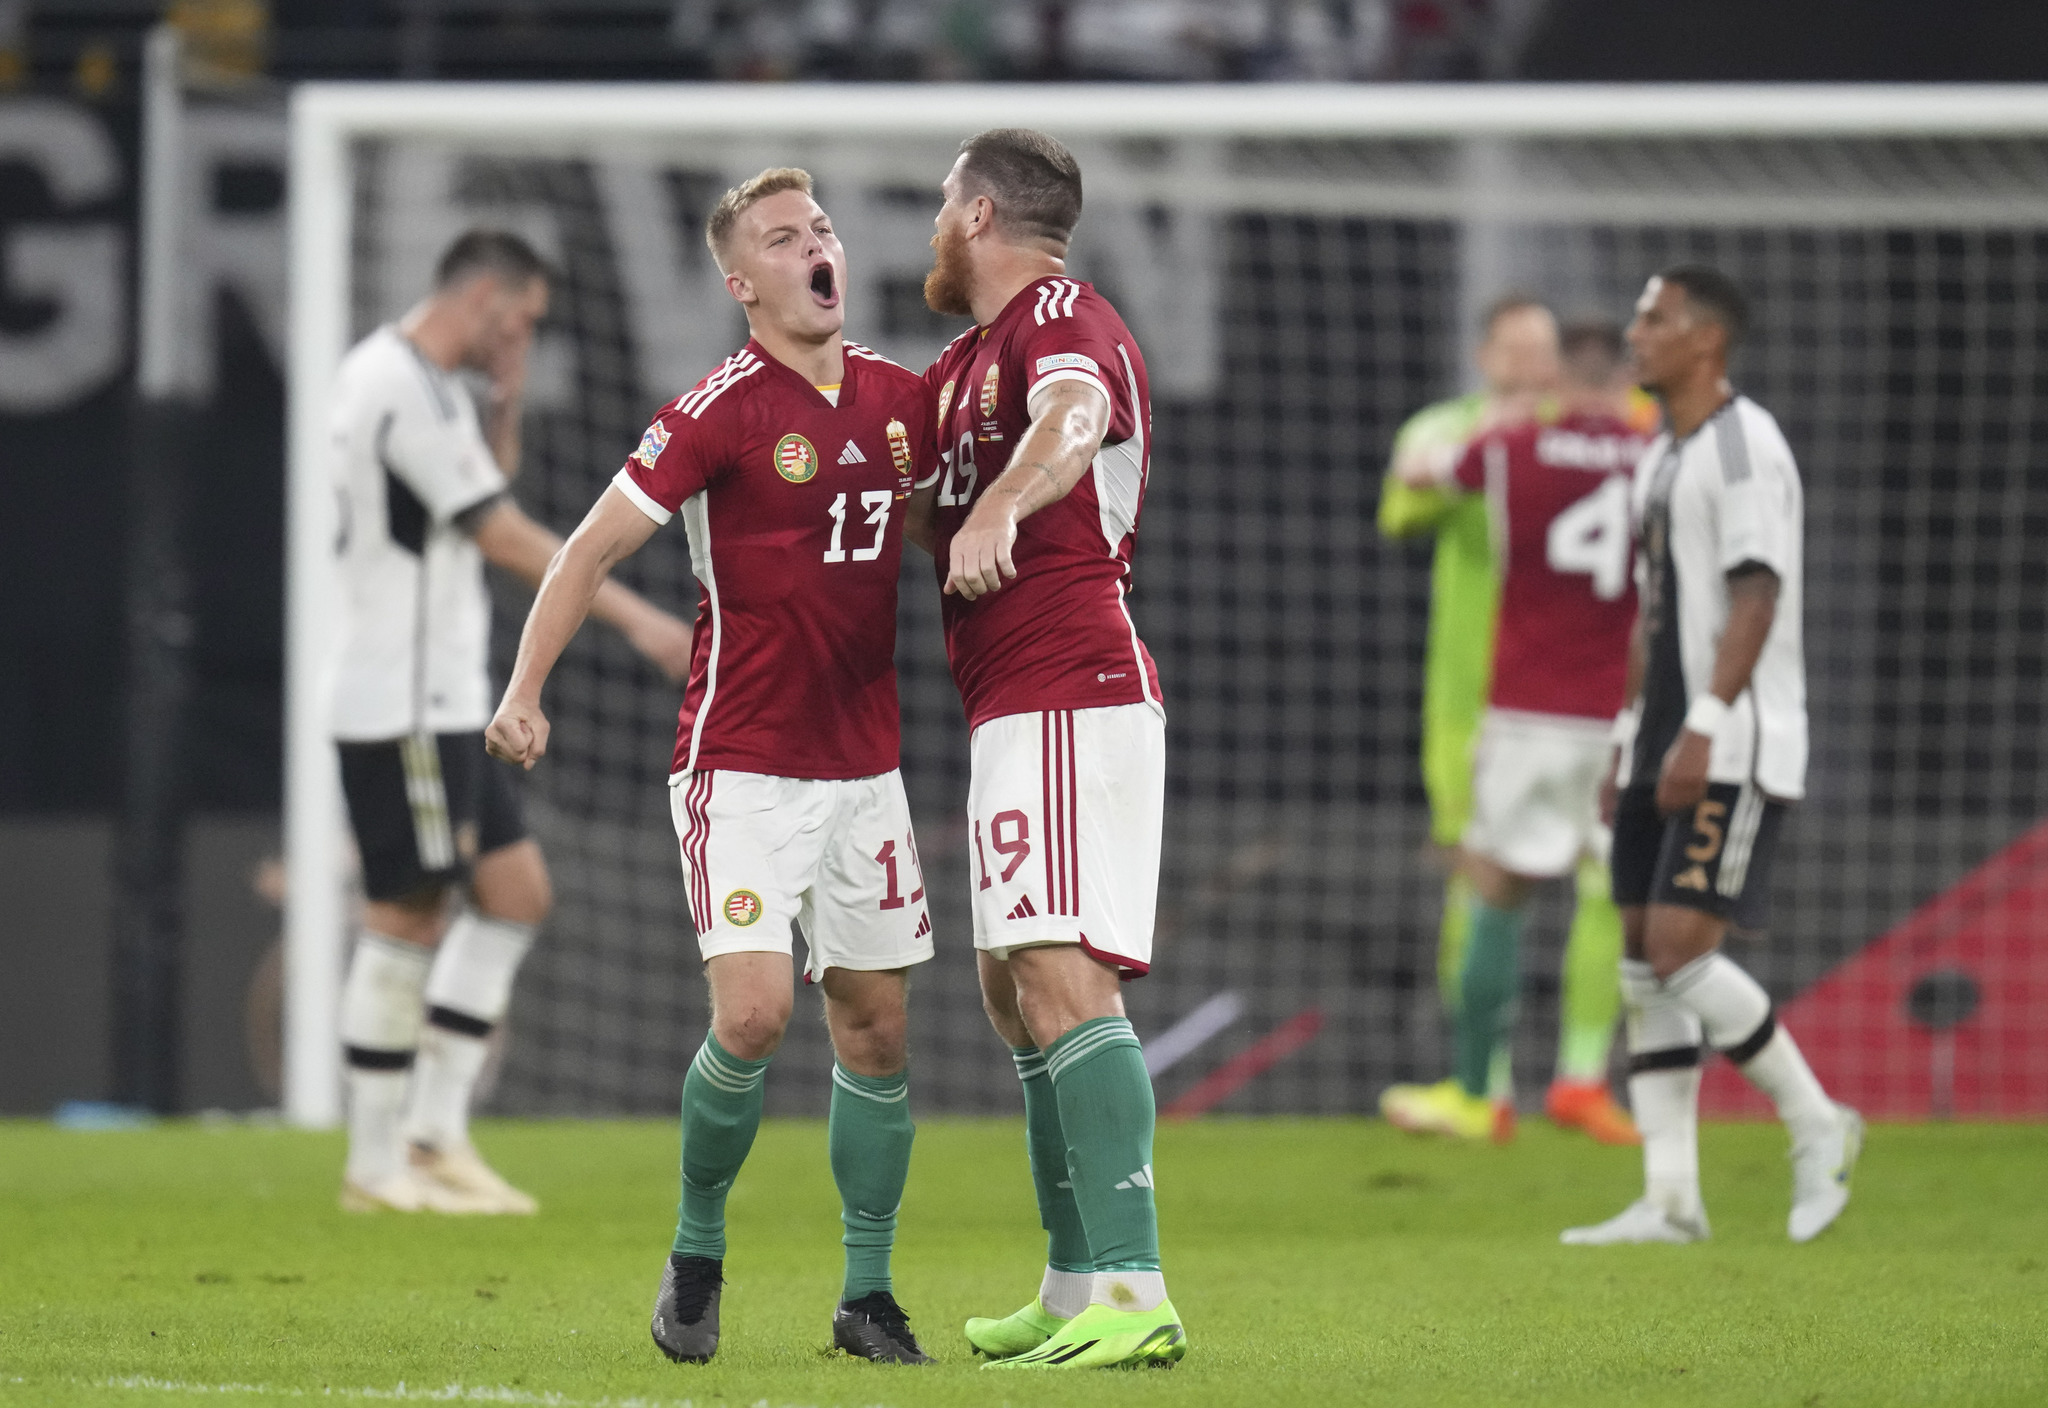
left=365, top=889, right=449, bottom=946
left=472, top=841, right=552, bottom=926
left=714, top=1004, right=788, bottom=1062
left=834, top=1007, right=907, bottom=1074
left=978, top=983, right=1031, bottom=1049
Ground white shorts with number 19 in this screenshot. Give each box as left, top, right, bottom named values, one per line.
left=967, top=702, right=1165, bottom=975
left=668, top=768, right=934, bottom=982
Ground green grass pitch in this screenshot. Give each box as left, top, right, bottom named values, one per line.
left=4, top=1116, right=2044, bottom=1407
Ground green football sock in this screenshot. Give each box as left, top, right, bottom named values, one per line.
left=1046, top=1017, right=1159, bottom=1274
left=1557, top=854, right=1625, bottom=1081
left=828, top=1063, right=914, bottom=1299
left=1455, top=898, right=1522, bottom=1099
left=1013, top=1046, right=1094, bottom=1273
left=670, top=1034, right=770, bottom=1260
left=1437, top=870, right=1474, bottom=1014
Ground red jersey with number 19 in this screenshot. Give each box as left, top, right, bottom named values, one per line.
left=922, top=277, right=1161, bottom=730
left=1451, top=409, right=1646, bottom=720
left=614, top=339, right=938, bottom=780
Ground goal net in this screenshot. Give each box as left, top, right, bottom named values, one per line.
left=285, top=86, right=2048, bottom=1126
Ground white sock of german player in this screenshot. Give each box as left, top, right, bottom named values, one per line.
left=405, top=911, right=537, bottom=1152
left=1621, top=958, right=1704, bottom=1218
left=1663, top=950, right=1833, bottom=1138
left=340, top=933, right=432, bottom=1186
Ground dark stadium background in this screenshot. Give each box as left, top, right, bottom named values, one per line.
left=5, top=0, right=2046, bottom=1115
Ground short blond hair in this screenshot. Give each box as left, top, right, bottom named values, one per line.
left=705, top=167, right=815, bottom=272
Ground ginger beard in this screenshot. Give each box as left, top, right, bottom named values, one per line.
left=923, top=220, right=974, bottom=318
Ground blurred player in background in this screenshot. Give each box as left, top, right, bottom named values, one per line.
left=329, top=231, right=692, bottom=1215
left=909, top=128, right=1184, bottom=1371
left=1564, top=267, right=1862, bottom=1246
left=1380, top=320, right=1647, bottom=1141
left=1379, top=297, right=1641, bottom=1141
left=486, top=170, right=939, bottom=1364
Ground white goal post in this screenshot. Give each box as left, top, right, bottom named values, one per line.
left=285, top=82, right=2048, bottom=1127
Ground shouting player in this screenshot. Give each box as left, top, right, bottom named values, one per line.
left=1564, top=267, right=1862, bottom=1246
left=485, top=170, right=939, bottom=1362
left=1380, top=320, right=1647, bottom=1140
left=329, top=230, right=691, bottom=1215
left=909, top=128, right=1183, bottom=1372
left=1379, top=298, right=1639, bottom=1141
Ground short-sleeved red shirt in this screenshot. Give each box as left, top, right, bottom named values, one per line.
left=922, top=277, right=1162, bottom=731
left=1452, top=409, right=1646, bottom=720
left=615, top=339, right=937, bottom=779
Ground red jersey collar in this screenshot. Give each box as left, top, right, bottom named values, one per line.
left=745, top=335, right=857, bottom=410
left=978, top=274, right=1087, bottom=339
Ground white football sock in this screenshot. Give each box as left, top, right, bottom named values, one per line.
left=1091, top=1270, right=1167, bottom=1314
left=1665, top=951, right=1833, bottom=1138
left=1622, top=958, right=1704, bottom=1218
left=406, top=911, right=536, bottom=1151
left=340, top=932, right=431, bottom=1185
left=1039, top=1266, right=1093, bottom=1320
left=1736, top=1027, right=1835, bottom=1140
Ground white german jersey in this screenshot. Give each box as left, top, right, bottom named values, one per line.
left=1624, top=395, right=1808, bottom=799
left=328, top=326, right=508, bottom=741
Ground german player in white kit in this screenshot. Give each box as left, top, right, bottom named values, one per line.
left=328, top=231, right=692, bottom=1215
left=487, top=170, right=940, bottom=1365
left=909, top=129, right=1184, bottom=1372
left=1564, top=267, right=1863, bottom=1247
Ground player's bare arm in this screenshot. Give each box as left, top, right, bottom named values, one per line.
left=486, top=487, right=665, bottom=768
left=1656, top=563, right=1778, bottom=814
left=1601, top=610, right=1650, bottom=824
left=482, top=331, right=529, bottom=479
left=945, top=380, right=1110, bottom=600
left=902, top=482, right=937, bottom=556
left=471, top=498, right=691, bottom=682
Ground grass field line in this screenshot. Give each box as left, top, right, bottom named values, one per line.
left=84, top=1378, right=895, bottom=1408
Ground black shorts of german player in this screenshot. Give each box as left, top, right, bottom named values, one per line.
left=338, top=731, right=527, bottom=902
left=1610, top=781, right=1787, bottom=932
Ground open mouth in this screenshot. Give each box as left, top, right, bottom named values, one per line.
left=809, top=261, right=839, bottom=308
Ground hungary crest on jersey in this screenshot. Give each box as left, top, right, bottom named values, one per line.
left=886, top=418, right=914, bottom=495
left=774, top=432, right=818, bottom=483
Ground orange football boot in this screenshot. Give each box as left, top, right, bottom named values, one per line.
left=1545, top=1079, right=1641, bottom=1146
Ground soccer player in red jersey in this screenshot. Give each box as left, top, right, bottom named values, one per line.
left=906, top=129, right=1184, bottom=1372
left=1380, top=321, right=1648, bottom=1145
left=486, top=169, right=939, bottom=1367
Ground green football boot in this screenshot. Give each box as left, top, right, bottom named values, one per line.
left=982, top=1299, right=1186, bottom=1370
left=964, top=1297, right=1068, bottom=1359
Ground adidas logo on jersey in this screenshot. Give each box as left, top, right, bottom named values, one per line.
left=838, top=440, right=867, bottom=465
left=1006, top=895, right=1038, bottom=921
left=1114, top=1164, right=1155, bottom=1191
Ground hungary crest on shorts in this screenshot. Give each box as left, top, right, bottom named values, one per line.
left=774, top=433, right=818, bottom=483
left=723, top=890, right=763, bottom=926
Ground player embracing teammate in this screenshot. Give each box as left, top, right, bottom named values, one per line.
left=907, top=129, right=1186, bottom=1371
left=489, top=168, right=940, bottom=1363
left=1380, top=320, right=1649, bottom=1141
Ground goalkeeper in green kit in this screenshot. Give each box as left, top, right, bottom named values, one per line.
left=1376, top=295, right=1640, bottom=1145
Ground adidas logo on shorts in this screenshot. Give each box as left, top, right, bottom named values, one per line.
left=1006, top=896, right=1038, bottom=921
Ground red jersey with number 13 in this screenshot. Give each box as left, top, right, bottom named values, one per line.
left=614, top=339, right=938, bottom=780
left=1452, top=409, right=1646, bottom=720
left=922, top=277, right=1161, bottom=730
